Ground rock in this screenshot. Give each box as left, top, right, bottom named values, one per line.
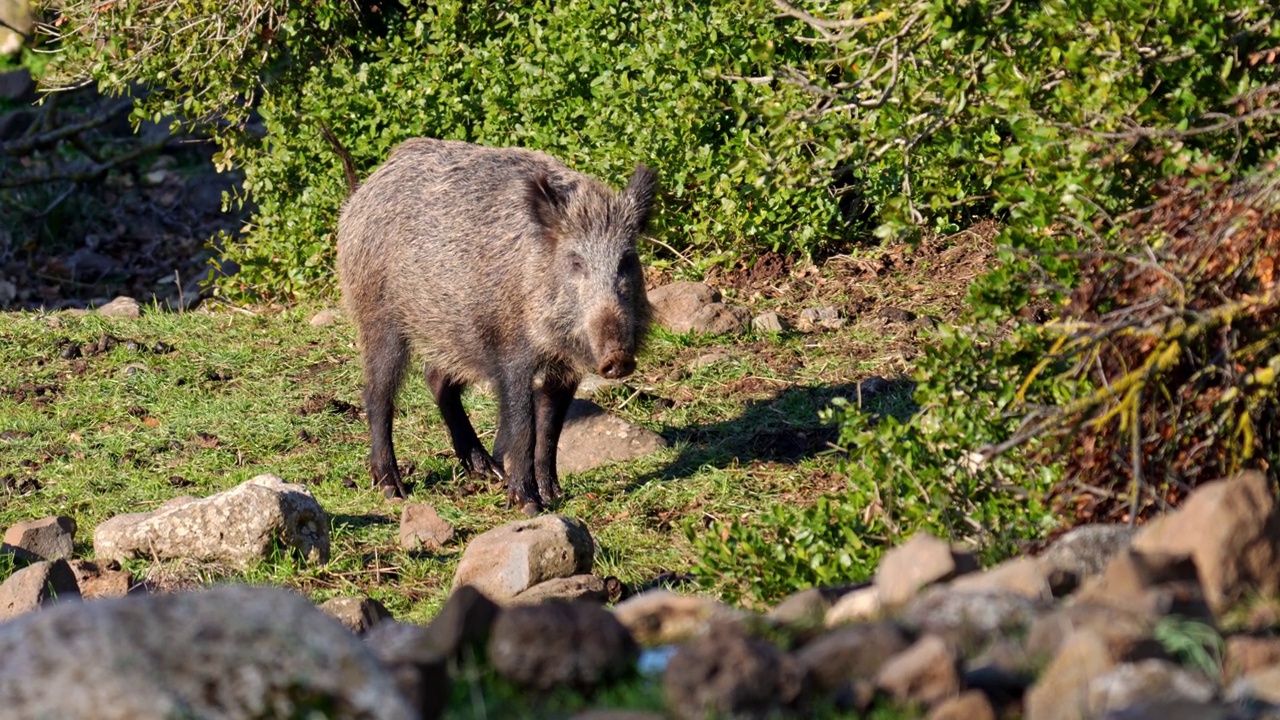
left=2, top=515, right=77, bottom=561
left=0, top=559, right=81, bottom=621
left=0, top=68, right=34, bottom=102
left=613, top=589, right=741, bottom=646
left=0, top=585, right=415, bottom=720
left=415, top=585, right=501, bottom=660
left=556, top=400, right=668, bottom=475
left=570, top=712, right=666, bottom=720
left=1024, top=630, right=1117, bottom=720
left=398, top=503, right=455, bottom=551
left=96, top=296, right=142, bottom=318
left=1087, top=660, right=1215, bottom=715
left=648, top=281, right=720, bottom=327
left=512, top=575, right=610, bottom=605
left=794, top=621, right=912, bottom=694
left=950, top=556, right=1052, bottom=600
left=686, top=302, right=752, bottom=335
left=1100, top=700, right=1251, bottom=720
left=361, top=621, right=452, bottom=720
left=901, top=587, right=1045, bottom=653
left=1075, top=548, right=1209, bottom=619
left=876, top=532, right=979, bottom=607
left=928, top=690, right=997, bottom=720
left=309, top=308, right=339, bottom=327
left=752, top=311, right=788, bottom=333
left=663, top=623, right=806, bottom=720
left=770, top=586, right=865, bottom=630
left=689, top=349, right=733, bottom=370
left=1224, top=634, right=1280, bottom=680
left=825, top=585, right=883, bottom=627
left=66, top=559, right=132, bottom=599
left=0, top=0, right=34, bottom=58
left=1227, top=664, right=1280, bottom=704
left=451, top=514, right=594, bottom=604
left=1131, top=470, right=1280, bottom=615
left=93, top=474, right=330, bottom=568
left=1038, top=524, right=1138, bottom=596
left=874, top=634, right=963, bottom=708
left=797, top=306, right=845, bottom=332
left=489, top=601, right=637, bottom=692
left=878, top=306, right=918, bottom=324
left=319, top=596, right=394, bottom=634
left=1025, top=603, right=1159, bottom=665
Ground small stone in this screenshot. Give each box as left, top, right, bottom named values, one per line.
left=319, top=596, right=393, bottom=634
left=1024, top=630, right=1117, bottom=720
left=794, top=621, right=912, bottom=694
left=687, top=302, right=752, bottom=335
left=1075, top=549, right=1209, bottom=619
left=928, top=690, right=997, bottom=720
left=1087, top=660, right=1215, bottom=715
left=797, top=306, right=844, bottom=332
left=901, top=588, right=1046, bottom=657
left=1100, top=700, right=1250, bottom=720
left=1227, top=664, right=1280, bottom=704
left=825, top=585, right=883, bottom=627
left=688, top=349, right=732, bottom=370
left=874, top=634, right=962, bottom=708
left=1223, top=634, right=1280, bottom=680
left=556, top=400, right=667, bottom=475
left=648, top=281, right=720, bottom=331
left=67, top=559, right=132, bottom=599
left=878, top=306, right=917, bottom=324
left=769, top=586, right=857, bottom=630
left=876, top=532, right=979, bottom=607
left=1038, top=524, right=1138, bottom=596
left=309, top=309, right=339, bottom=327
left=451, top=515, right=594, bottom=604
left=949, top=557, right=1051, bottom=600
left=1025, top=602, right=1157, bottom=665
left=752, top=311, right=788, bottom=333
left=512, top=575, right=609, bottom=605
left=663, top=623, right=806, bottom=720
left=96, top=296, right=142, bottom=318
left=612, top=590, right=741, bottom=646
left=0, top=559, right=81, bottom=621
left=1131, top=470, right=1280, bottom=616
left=489, top=601, right=638, bottom=692
left=2, top=515, right=77, bottom=561
left=398, top=504, right=455, bottom=552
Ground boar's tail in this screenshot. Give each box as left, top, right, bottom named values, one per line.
left=318, top=121, right=360, bottom=195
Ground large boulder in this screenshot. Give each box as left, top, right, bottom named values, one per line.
left=0, top=584, right=416, bottom=719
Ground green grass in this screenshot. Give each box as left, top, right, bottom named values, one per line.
left=0, top=293, right=901, bottom=622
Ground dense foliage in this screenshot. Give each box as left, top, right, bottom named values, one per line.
left=41, top=0, right=846, bottom=299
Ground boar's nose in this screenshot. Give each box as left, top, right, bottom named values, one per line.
left=598, top=353, right=636, bottom=379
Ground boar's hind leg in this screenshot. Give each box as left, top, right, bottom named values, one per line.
left=496, top=363, right=541, bottom=516
left=533, top=381, right=575, bottom=506
left=425, top=366, right=504, bottom=482
left=361, top=323, right=410, bottom=499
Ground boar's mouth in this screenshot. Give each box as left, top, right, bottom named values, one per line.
left=597, top=352, right=636, bottom=379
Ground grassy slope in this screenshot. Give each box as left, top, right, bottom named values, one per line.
left=0, top=233, right=989, bottom=629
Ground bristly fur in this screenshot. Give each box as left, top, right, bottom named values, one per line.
left=335, top=138, right=656, bottom=510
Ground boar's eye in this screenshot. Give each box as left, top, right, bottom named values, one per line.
left=568, top=253, right=587, bottom=276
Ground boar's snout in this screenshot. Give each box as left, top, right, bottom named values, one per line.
left=597, top=352, right=636, bottom=379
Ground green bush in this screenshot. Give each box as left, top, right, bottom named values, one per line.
left=42, top=0, right=850, bottom=300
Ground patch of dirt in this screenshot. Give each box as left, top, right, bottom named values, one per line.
left=0, top=382, right=60, bottom=407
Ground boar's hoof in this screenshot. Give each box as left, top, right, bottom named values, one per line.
left=373, top=470, right=409, bottom=500
left=506, top=486, right=544, bottom=517
left=463, top=448, right=505, bottom=483
left=537, top=476, right=563, bottom=507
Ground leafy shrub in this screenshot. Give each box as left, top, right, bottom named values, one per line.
left=41, top=0, right=849, bottom=300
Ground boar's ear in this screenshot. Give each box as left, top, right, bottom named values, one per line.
left=526, top=173, right=569, bottom=240
left=621, top=165, right=658, bottom=234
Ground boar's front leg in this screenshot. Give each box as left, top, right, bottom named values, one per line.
left=425, top=366, right=504, bottom=482
left=496, top=362, right=542, bottom=516
left=533, top=380, right=575, bottom=506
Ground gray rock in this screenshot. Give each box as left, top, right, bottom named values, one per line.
left=949, top=556, right=1052, bottom=601
left=876, top=532, right=979, bottom=607
left=769, top=587, right=839, bottom=630
left=1101, top=700, right=1254, bottom=720
left=794, top=621, right=912, bottom=694
left=96, top=296, right=142, bottom=318
left=664, top=623, right=807, bottom=720
left=451, top=515, right=594, bottom=604
left=752, top=311, right=788, bottom=333
left=928, top=690, right=997, bottom=720
left=399, top=585, right=501, bottom=662
left=1038, top=524, right=1138, bottom=595
left=2, top=515, right=77, bottom=561
left=825, top=586, right=884, bottom=626
left=398, top=503, right=455, bottom=551
left=0, top=559, right=81, bottom=621
left=92, top=474, right=330, bottom=568
left=688, top=349, right=733, bottom=370
left=1226, top=664, right=1280, bottom=704
left=797, top=306, right=845, bottom=331
left=648, top=281, right=720, bottom=330
left=0, top=0, right=34, bottom=58
left=489, top=601, right=638, bottom=691
left=0, top=584, right=415, bottom=719
left=901, top=587, right=1047, bottom=654
left=362, top=621, right=452, bottom=720
left=512, top=575, right=611, bottom=605
left=319, top=596, right=394, bottom=634
left=557, top=400, right=667, bottom=475
left=1024, top=629, right=1116, bottom=720
left=686, top=302, right=752, bottom=335
left=1088, top=660, right=1216, bottom=715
